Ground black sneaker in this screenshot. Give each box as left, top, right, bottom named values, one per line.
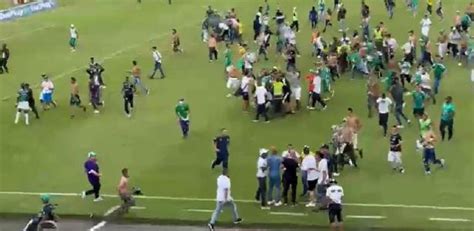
left=207, top=223, right=215, bottom=231
left=233, top=218, right=243, bottom=224
left=359, top=149, right=364, bottom=159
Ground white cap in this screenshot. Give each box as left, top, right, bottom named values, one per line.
left=259, top=148, right=268, bottom=156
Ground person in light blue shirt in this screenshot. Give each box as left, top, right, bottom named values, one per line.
left=266, top=147, right=282, bottom=206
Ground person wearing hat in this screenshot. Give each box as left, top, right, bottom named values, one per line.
left=37, top=194, right=58, bottom=229
left=81, top=152, right=103, bottom=202
left=40, top=74, right=56, bottom=110
left=326, top=179, right=344, bottom=231
left=175, top=98, right=190, bottom=138
left=255, top=148, right=269, bottom=209
left=69, top=24, right=78, bottom=52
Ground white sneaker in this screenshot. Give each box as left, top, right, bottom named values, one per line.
left=81, top=191, right=86, bottom=199
left=305, top=202, right=316, bottom=208
left=440, top=159, right=445, bottom=167
left=226, top=93, right=232, bottom=98
left=425, top=171, right=431, bottom=175
left=348, top=159, right=354, bottom=167
left=268, top=200, right=275, bottom=205
left=93, top=110, right=100, bottom=114
left=322, top=105, right=328, bottom=110
left=333, top=172, right=340, bottom=177
left=407, top=119, right=411, bottom=124
left=93, top=197, right=103, bottom=202
left=274, top=201, right=283, bottom=207
left=397, top=125, right=404, bottom=129
left=252, top=120, right=259, bottom=122
left=126, top=114, right=131, bottom=118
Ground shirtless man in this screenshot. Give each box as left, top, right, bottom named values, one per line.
left=367, top=75, right=381, bottom=118
left=345, top=108, right=363, bottom=158
left=339, top=121, right=358, bottom=168
left=117, top=168, right=135, bottom=214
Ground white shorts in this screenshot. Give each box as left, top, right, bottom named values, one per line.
left=291, top=87, right=302, bottom=100
left=226, top=78, right=240, bottom=90
left=17, top=101, right=30, bottom=110
left=387, top=151, right=402, bottom=163
left=352, top=133, right=358, bottom=150
left=438, top=43, right=447, bottom=57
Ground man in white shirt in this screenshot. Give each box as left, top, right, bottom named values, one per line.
left=420, top=69, right=436, bottom=104
left=377, top=93, right=393, bottom=137
left=316, top=152, right=329, bottom=207
left=302, top=148, right=318, bottom=207
left=309, top=73, right=327, bottom=110
left=150, top=46, right=165, bottom=79
left=69, top=24, right=78, bottom=52
left=240, top=75, right=251, bottom=112
left=326, top=179, right=344, bottom=231
left=255, top=149, right=269, bottom=209
left=420, top=14, right=432, bottom=38
left=208, top=169, right=242, bottom=231
left=253, top=83, right=269, bottom=122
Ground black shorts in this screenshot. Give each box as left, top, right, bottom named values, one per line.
left=70, top=94, right=81, bottom=106
left=307, top=179, right=317, bottom=191
left=328, top=203, right=343, bottom=223
left=242, top=92, right=249, bottom=101
left=379, top=112, right=389, bottom=125
left=413, top=108, right=425, bottom=117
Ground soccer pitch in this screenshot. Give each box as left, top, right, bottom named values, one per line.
left=0, top=0, right=473, bottom=230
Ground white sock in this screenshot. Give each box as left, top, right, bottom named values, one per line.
left=14, top=112, right=20, bottom=124
left=24, top=113, right=29, bottom=125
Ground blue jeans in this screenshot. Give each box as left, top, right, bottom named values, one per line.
left=301, top=170, right=308, bottom=195
left=433, top=78, right=441, bottom=94
left=179, top=119, right=189, bottom=137
left=395, top=103, right=409, bottom=125
left=267, top=175, right=281, bottom=202
left=133, top=77, right=148, bottom=94
left=151, top=62, right=165, bottom=78
left=210, top=200, right=239, bottom=225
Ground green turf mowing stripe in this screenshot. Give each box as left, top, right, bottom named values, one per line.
left=1, top=191, right=474, bottom=212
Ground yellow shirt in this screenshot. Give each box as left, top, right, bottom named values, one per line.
left=238, top=23, right=243, bottom=34
left=427, top=0, right=433, bottom=6
left=273, top=82, right=284, bottom=96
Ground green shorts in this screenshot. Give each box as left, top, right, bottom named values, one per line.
left=69, top=38, right=77, bottom=47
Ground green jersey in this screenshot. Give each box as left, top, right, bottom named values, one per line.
left=348, top=52, right=361, bottom=65
left=320, top=67, right=331, bottom=93
left=432, top=63, right=446, bottom=80
left=236, top=58, right=244, bottom=71
left=383, top=71, right=394, bottom=91
left=412, top=91, right=425, bottom=109
left=175, top=102, right=190, bottom=121
left=224, top=49, right=233, bottom=67
left=414, top=73, right=422, bottom=85
left=441, top=102, right=455, bottom=121
left=17, top=89, right=28, bottom=102
left=412, top=0, right=419, bottom=7
left=419, top=118, right=432, bottom=137
left=461, top=14, right=471, bottom=27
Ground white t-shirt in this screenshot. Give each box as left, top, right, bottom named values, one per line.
left=70, top=28, right=77, bottom=38
left=301, top=155, right=318, bottom=181
left=313, top=75, right=322, bottom=94
left=41, top=80, right=54, bottom=94
left=216, top=175, right=232, bottom=202
left=256, top=157, right=268, bottom=177
left=241, top=76, right=250, bottom=92
left=421, top=73, right=431, bottom=89
left=219, top=22, right=229, bottom=31
left=288, top=32, right=297, bottom=45
left=376, top=97, right=392, bottom=114
left=387, top=38, right=398, bottom=50
left=326, top=185, right=344, bottom=204
left=317, top=158, right=328, bottom=184
left=255, top=86, right=267, bottom=104
left=281, top=150, right=301, bottom=159
left=153, top=51, right=162, bottom=63
left=420, top=18, right=432, bottom=37
left=401, top=42, right=412, bottom=54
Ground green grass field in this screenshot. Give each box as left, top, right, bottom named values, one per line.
left=0, top=0, right=473, bottom=230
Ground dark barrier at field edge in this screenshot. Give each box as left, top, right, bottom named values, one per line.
left=0, top=0, right=56, bottom=21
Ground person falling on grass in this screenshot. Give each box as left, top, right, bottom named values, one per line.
left=171, top=29, right=183, bottom=53
left=69, top=77, right=87, bottom=118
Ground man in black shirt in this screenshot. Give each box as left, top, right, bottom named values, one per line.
left=389, top=79, right=410, bottom=127
left=211, top=128, right=230, bottom=170
left=122, top=76, right=135, bottom=118
left=282, top=154, right=298, bottom=206
left=285, top=46, right=296, bottom=71
left=337, top=4, right=347, bottom=32
left=25, top=83, right=40, bottom=119
left=388, top=126, right=405, bottom=173
left=0, top=43, right=10, bottom=74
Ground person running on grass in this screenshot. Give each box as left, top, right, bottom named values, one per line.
left=70, top=77, right=87, bottom=118
left=388, top=125, right=405, bottom=173
left=376, top=93, right=393, bottom=137
left=130, top=60, right=149, bottom=95
left=422, top=130, right=445, bottom=175
left=175, top=98, right=190, bottom=138
left=439, top=96, right=455, bottom=141
left=171, top=29, right=183, bottom=53
left=69, top=24, right=78, bottom=52
left=40, top=74, right=57, bottom=110
left=122, top=76, right=135, bottom=118
left=81, top=152, right=103, bottom=202
left=118, top=168, right=135, bottom=215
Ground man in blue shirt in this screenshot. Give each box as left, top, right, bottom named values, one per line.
left=267, top=147, right=282, bottom=206
left=211, top=128, right=230, bottom=169
left=81, top=152, right=102, bottom=202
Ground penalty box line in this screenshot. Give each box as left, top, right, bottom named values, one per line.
left=0, top=191, right=474, bottom=212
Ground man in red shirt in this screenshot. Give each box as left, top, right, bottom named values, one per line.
left=306, top=69, right=316, bottom=108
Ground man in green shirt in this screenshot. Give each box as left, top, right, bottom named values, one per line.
left=419, top=113, right=432, bottom=138
left=439, top=96, right=455, bottom=141
left=175, top=99, right=190, bottom=138
left=432, top=56, right=446, bottom=94
left=15, top=83, right=30, bottom=125
left=224, top=44, right=233, bottom=70
left=412, top=85, right=426, bottom=118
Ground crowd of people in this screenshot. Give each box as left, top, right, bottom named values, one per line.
left=6, top=1, right=473, bottom=231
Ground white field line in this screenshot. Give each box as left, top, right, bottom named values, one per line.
left=2, top=24, right=57, bottom=40
left=1, top=191, right=474, bottom=212
left=185, top=209, right=214, bottom=213
left=1, top=21, right=198, bottom=101
left=270, top=212, right=307, bottom=216
left=429, top=218, right=471, bottom=222
left=130, top=206, right=146, bottom=210
left=346, top=215, right=386, bottom=219
left=103, top=205, right=120, bottom=216
left=89, top=220, right=107, bottom=231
